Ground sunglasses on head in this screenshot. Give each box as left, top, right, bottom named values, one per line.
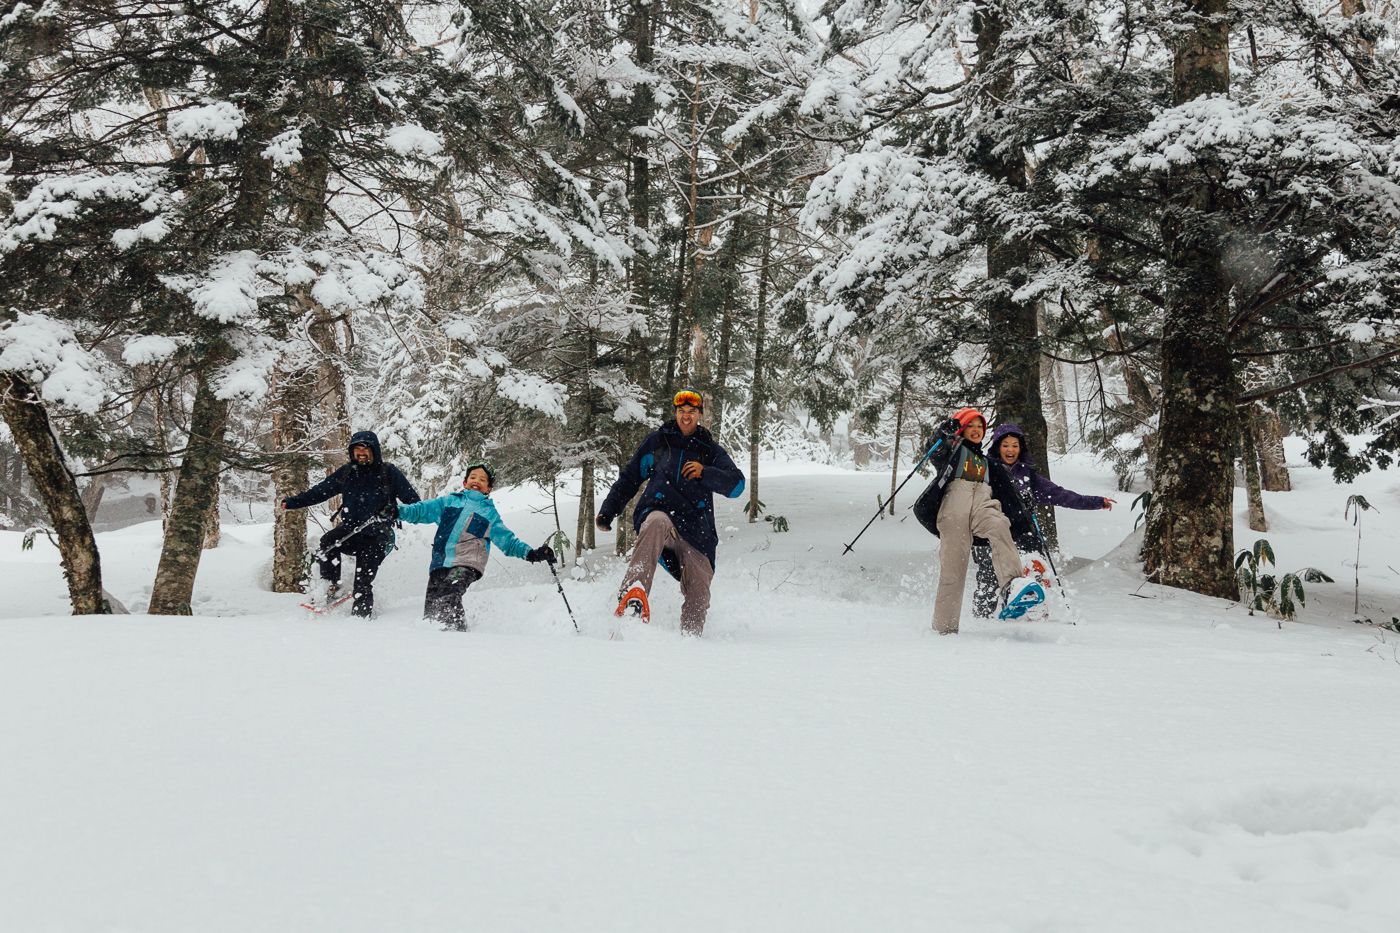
left=673, top=391, right=702, bottom=409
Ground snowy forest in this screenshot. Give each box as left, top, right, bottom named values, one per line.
left=2, top=0, right=1400, bottom=614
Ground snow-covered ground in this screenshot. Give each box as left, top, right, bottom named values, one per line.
left=3, top=441, right=1399, bottom=931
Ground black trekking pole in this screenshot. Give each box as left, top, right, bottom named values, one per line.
left=843, top=436, right=949, bottom=555
left=1027, top=511, right=1062, bottom=583
left=1010, top=484, right=1070, bottom=614
left=308, top=512, right=387, bottom=562
left=546, top=558, right=580, bottom=632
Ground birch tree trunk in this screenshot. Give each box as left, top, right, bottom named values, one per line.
left=1240, top=404, right=1267, bottom=532
left=271, top=366, right=314, bottom=592
left=202, top=473, right=221, bottom=549
left=1143, top=0, right=1239, bottom=599
left=1041, top=352, right=1069, bottom=455
left=1, top=372, right=106, bottom=613
left=1256, top=409, right=1291, bottom=492
left=713, top=236, right=736, bottom=436
left=149, top=365, right=232, bottom=614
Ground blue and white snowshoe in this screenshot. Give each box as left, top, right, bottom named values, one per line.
left=998, top=576, right=1046, bottom=620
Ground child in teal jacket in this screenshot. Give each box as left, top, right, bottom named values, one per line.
left=397, top=459, right=554, bottom=629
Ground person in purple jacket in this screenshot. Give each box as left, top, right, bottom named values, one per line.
left=971, top=423, right=1116, bottom=617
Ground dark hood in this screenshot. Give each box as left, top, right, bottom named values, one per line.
left=348, top=430, right=383, bottom=465
left=987, top=423, right=1035, bottom=467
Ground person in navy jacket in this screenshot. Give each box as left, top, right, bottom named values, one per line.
left=280, top=430, right=420, bottom=617
left=596, top=388, right=746, bottom=635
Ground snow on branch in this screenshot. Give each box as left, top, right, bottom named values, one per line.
left=0, top=313, right=109, bottom=414
left=0, top=169, right=169, bottom=250
left=167, top=101, right=246, bottom=144
left=163, top=251, right=261, bottom=325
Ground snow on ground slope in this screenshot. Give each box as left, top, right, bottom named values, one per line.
left=2, top=443, right=1399, bottom=931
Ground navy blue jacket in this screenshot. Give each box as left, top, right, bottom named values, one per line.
left=282, top=431, right=420, bottom=539
left=599, top=421, right=746, bottom=570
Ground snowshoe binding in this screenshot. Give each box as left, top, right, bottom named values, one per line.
left=998, top=575, right=1046, bottom=620
left=614, top=586, right=650, bottom=623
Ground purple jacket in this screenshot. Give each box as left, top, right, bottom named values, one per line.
left=985, top=424, right=1104, bottom=511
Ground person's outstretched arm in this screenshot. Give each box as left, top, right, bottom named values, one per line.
left=596, top=436, right=652, bottom=530
left=1030, top=472, right=1115, bottom=510
left=397, top=496, right=446, bottom=525
left=282, top=466, right=347, bottom=510
left=484, top=506, right=532, bottom=561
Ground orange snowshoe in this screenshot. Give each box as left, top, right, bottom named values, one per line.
left=614, top=586, right=650, bottom=623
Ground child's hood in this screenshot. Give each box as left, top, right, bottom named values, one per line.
left=453, top=487, right=494, bottom=506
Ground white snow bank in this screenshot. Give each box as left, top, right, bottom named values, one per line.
left=2, top=449, right=1399, bottom=931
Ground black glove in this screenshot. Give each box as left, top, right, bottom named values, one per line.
left=595, top=513, right=612, bottom=532
left=937, top=418, right=962, bottom=438
left=526, top=545, right=555, bottom=564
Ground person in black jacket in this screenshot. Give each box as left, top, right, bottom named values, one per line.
left=281, top=430, right=420, bottom=617
left=596, top=388, right=746, bottom=635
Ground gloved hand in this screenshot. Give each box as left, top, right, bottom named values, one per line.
left=937, top=417, right=962, bottom=438
left=526, top=545, right=556, bottom=564
left=595, top=513, right=612, bottom=532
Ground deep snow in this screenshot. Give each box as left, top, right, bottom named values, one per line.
left=2, top=442, right=1398, bottom=931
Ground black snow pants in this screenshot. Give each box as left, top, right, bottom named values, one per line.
left=318, top=524, right=391, bottom=617
left=424, top=566, right=483, bottom=630
left=971, top=541, right=1000, bottom=618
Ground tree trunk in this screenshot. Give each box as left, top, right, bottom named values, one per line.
left=271, top=363, right=314, bottom=592
left=976, top=5, right=1056, bottom=550
left=152, top=384, right=175, bottom=528
left=748, top=206, right=772, bottom=523
left=1101, top=308, right=1159, bottom=467
left=202, top=473, right=221, bottom=549
left=1143, top=0, right=1238, bottom=600
left=1, top=373, right=107, bottom=613
left=576, top=460, right=589, bottom=562
left=149, top=364, right=231, bottom=614
left=889, top=364, right=909, bottom=515
left=308, top=311, right=350, bottom=518
left=1256, top=408, right=1291, bottom=492
left=629, top=0, right=654, bottom=396
left=662, top=236, right=688, bottom=399
left=1240, top=404, right=1266, bottom=532
left=713, top=236, right=737, bottom=436
left=81, top=473, right=108, bottom=524
left=1041, top=352, right=1069, bottom=455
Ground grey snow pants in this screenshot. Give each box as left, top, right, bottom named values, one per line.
left=934, top=479, right=1024, bottom=634
left=622, top=510, right=715, bottom=635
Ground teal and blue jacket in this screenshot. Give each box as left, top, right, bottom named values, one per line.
left=397, top=488, right=531, bottom=573
left=598, top=420, right=745, bottom=571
